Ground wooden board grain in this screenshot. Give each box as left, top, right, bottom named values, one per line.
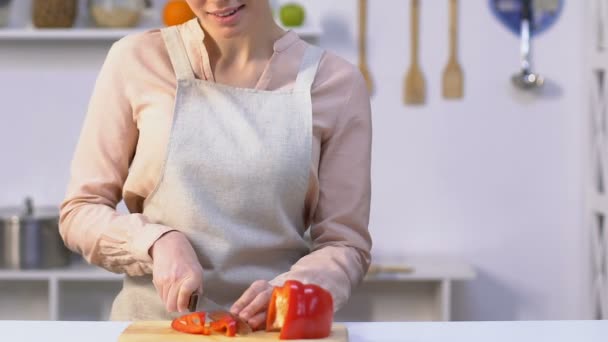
left=117, top=321, right=348, bottom=342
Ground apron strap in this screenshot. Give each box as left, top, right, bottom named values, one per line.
left=161, top=26, right=196, bottom=81
left=294, top=46, right=324, bottom=92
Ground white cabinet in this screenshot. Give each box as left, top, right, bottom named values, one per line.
left=0, top=263, right=121, bottom=321
left=337, top=258, right=475, bottom=322
left=0, top=257, right=474, bottom=322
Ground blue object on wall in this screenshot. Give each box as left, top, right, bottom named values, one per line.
left=489, top=0, right=563, bottom=36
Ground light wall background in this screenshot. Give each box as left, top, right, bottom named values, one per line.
left=0, top=0, right=587, bottom=320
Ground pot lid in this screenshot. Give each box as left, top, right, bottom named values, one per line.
left=0, top=198, right=59, bottom=220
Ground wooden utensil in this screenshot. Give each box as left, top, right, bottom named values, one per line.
left=358, top=0, right=373, bottom=93
left=442, top=0, right=464, bottom=99
left=118, top=321, right=349, bottom=342
left=404, top=0, right=426, bottom=105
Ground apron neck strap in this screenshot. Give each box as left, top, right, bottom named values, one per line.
left=161, top=27, right=196, bottom=81
left=294, top=46, right=324, bottom=92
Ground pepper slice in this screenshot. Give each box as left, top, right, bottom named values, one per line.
left=171, top=312, right=211, bottom=335
left=266, top=280, right=334, bottom=340
left=210, top=315, right=238, bottom=337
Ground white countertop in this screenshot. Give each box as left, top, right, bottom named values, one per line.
left=0, top=320, right=606, bottom=342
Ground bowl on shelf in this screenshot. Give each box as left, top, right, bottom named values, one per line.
left=32, top=0, right=78, bottom=28
left=88, top=0, right=149, bottom=28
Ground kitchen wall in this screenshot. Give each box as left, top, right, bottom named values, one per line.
left=0, top=0, right=587, bottom=320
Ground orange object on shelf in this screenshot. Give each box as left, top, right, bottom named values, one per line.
left=163, top=0, right=196, bottom=26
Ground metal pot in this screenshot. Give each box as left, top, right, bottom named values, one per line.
left=0, top=198, right=72, bottom=269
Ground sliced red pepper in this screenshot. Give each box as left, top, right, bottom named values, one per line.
left=266, top=280, right=334, bottom=340
left=171, top=312, right=211, bottom=335
left=210, top=315, right=238, bottom=337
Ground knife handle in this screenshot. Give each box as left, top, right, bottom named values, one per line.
left=188, top=293, right=199, bottom=312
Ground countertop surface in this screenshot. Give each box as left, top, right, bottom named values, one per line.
left=1, top=320, right=607, bottom=342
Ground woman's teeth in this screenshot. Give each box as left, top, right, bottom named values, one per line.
left=215, top=8, right=239, bottom=17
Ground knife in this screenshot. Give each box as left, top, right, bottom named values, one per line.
left=188, top=293, right=252, bottom=335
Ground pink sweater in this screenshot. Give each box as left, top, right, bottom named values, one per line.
left=60, top=19, right=372, bottom=309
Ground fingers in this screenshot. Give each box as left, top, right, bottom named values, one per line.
left=239, top=287, right=272, bottom=321
left=247, top=311, right=267, bottom=331
left=166, top=282, right=181, bottom=313
left=152, top=278, right=167, bottom=306
left=231, top=280, right=270, bottom=315
left=150, top=231, right=205, bottom=314
left=176, top=289, right=190, bottom=313
left=177, top=277, right=201, bottom=313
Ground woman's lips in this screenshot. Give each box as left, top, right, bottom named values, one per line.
left=207, top=5, right=246, bottom=25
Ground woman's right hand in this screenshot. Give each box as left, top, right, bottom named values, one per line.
left=149, top=231, right=204, bottom=313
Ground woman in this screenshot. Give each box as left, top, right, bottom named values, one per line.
left=59, top=0, right=372, bottom=328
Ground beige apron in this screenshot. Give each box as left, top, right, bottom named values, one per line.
left=110, top=26, right=324, bottom=320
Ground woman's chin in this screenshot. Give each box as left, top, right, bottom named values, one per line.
left=201, top=18, right=250, bottom=39
left=211, top=25, right=250, bottom=39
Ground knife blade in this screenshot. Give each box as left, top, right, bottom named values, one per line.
left=188, top=293, right=252, bottom=335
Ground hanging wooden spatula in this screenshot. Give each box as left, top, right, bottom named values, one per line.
left=442, top=0, right=464, bottom=99
left=359, top=0, right=373, bottom=93
left=404, top=0, right=425, bottom=105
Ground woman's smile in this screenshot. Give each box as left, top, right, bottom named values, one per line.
left=206, top=4, right=246, bottom=25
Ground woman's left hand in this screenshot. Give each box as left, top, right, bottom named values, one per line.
left=230, top=280, right=274, bottom=330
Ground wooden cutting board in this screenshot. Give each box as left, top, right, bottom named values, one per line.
left=117, top=321, right=348, bottom=342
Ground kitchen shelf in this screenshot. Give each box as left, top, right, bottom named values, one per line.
left=0, top=258, right=475, bottom=322
left=341, top=258, right=475, bottom=322
left=0, top=258, right=474, bottom=282
left=0, top=262, right=122, bottom=281
left=0, top=0, right=322, bottom=42
left=0, top=25, right=322, bottom=41
left=364, top=257, right=475, bottom=282
left=0, top=28, right=147, bottom=41
left=0, top=263, right=122, bottom=321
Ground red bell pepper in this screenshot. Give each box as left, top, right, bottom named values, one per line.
left=266, top=280, right=334, bottom=340
left=171, top=312, right=211, bottom=335
left=210, top=315, right=238, bottom=337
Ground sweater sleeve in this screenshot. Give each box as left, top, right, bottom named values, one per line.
left=269, top=68, right=373, bottom=310
left=59, top=39, right=175, bottom=276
